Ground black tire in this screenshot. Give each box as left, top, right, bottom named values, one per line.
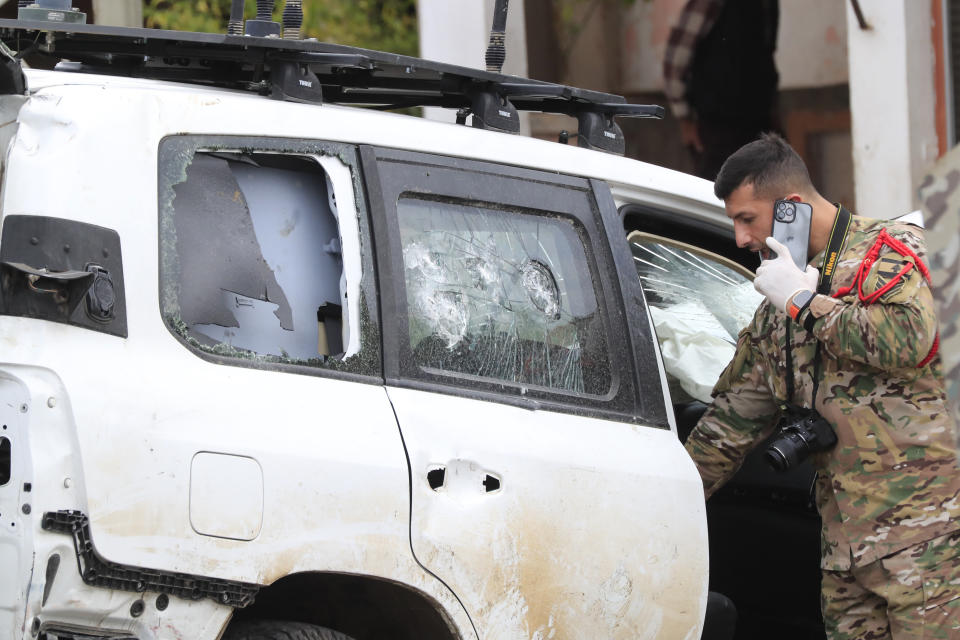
left=222, top=619, right=357, bottom=640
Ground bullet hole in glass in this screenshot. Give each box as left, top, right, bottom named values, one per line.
left=399, top=198, right=612, bottom=395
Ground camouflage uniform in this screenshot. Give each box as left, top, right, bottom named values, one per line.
left=919, top=147, right=960, bottom=430
left=821, top=530, right=960, bottom=639
left=684, top=211, right=960, bottom=638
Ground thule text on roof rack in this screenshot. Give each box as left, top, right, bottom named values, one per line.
left=0, top=1, right=664, bottom=155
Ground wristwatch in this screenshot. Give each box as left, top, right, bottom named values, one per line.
left=787, top=290, right=816, bottom=330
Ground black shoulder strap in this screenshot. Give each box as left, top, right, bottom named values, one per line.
left=784, top=205, right=852, bottom=406
left=817, top=206, right=852, bottom=295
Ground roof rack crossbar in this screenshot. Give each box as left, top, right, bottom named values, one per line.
left=0, top=20, right=664, bottom=155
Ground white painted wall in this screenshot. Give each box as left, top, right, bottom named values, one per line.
left=777, top=0, right=848, bottom=89
left=418, top=0, right=529, bottom=132
left=620, top=0, right=685, bottom=94
left=620, top=0, right=848, bottom=93
left=91, top=0, right=141, bottom=27
left=846, top=1, right=938, bottom=217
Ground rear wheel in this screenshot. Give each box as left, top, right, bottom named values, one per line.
left=223, top=620, right=357, bottom=640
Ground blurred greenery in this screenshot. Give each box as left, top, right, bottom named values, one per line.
left=143, top=0, right=418, bottom=56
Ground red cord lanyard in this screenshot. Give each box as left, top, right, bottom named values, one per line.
left=832, top=226, right=938, bottom=368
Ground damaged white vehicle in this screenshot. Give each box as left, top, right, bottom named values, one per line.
left=0, top=3, right=760, bottom=640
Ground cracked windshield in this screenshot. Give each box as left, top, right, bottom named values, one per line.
left=629, top=231, right=762, bottom=403
left=398, top=198, right=612, bottom=396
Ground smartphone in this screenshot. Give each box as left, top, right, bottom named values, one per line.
left=771, top=199, right=812, bottom=268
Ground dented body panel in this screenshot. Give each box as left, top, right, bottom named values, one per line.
left=392, top=388, right=709, bottom=639
left=0, top=69, right=715, bottom=639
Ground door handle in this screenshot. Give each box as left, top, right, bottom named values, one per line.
left=426, top=461, right=501, bottom=494
left=427, top=467, right=445, bottom=490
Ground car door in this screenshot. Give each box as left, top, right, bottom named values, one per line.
left=361, top=147, right=710, bottom=640
left=625, top=225, right=825, bottom=639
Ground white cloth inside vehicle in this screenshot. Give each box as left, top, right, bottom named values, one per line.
left=650, top=300, right=737, bottom=403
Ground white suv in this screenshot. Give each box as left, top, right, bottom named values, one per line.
left=0, top=8, right=742, bottom=640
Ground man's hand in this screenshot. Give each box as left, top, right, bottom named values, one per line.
left=679, top=117, right=704, bottom=153
left=754, top=237, right=819, bottom=314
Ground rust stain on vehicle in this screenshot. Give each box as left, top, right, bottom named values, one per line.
left=416, top=481, right=706, bottom=639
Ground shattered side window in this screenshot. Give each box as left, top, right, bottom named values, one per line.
left=161, top=147, right=373, bottom=374
left=628, top=231, right=763, bottom=403
left=398, top=197, right=612, bottom=396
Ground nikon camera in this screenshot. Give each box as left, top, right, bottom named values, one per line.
left=764, top=406, right=837, bottom=471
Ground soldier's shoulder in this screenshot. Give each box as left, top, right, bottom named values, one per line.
left=850, top=215, right=926, bottom=255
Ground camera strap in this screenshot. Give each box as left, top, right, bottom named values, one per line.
left=784, top=205, right=852, bottom=407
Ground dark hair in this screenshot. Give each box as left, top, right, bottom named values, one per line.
left=713, top=133, right=813, bottom=201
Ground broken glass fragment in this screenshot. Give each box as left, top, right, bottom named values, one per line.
left=628, top=231, right=763, bottom=402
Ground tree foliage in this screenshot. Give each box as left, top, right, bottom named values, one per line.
left=143, top=0, right=418, bottom=57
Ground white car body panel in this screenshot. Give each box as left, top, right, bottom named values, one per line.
left=0, top=68, right=717, bottom=639
left=390, top=387, right=708, bottom=640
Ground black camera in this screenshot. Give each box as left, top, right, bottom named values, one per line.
left=764, top=406, right=837, bottom=471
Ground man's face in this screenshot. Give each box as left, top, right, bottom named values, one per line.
left=724, top=182, right=776, bottom=259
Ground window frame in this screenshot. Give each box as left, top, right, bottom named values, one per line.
left=157, top=135, right=382, bottom=384
left=620, top=202, right=759, bottom=273
left=628, top=229, right=762, bottom=405
left=361, top=145, right=667, bottom=427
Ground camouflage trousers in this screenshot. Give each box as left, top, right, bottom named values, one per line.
left=822, top=531, right=960, bottom=639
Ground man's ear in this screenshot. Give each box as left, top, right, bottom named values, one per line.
left=784, top=193, right=803, bottom=203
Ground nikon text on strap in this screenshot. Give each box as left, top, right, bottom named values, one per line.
left=784, top=205, right=851, bottom=407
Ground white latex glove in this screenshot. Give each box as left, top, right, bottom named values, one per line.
left=753, top=237, right=820, bottom=314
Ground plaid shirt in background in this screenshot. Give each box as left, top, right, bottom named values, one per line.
left=662, top=0, right=723, bottom=120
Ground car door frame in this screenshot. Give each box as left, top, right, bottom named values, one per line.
left=358, top=144, right=668, bottom=427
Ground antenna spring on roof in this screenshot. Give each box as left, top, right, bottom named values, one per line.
left=227, top=0, right=244, bottom=35
left=485, top=0, right=509, bottom=73
left=283, top=0, right=303, bottom=40
left=256, top=0, right=274, bottom=21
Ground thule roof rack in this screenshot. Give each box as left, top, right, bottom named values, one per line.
left=0, top=19, right=663, bottom=155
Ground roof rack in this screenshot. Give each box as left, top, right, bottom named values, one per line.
left=0, top=19, right=664, bottom=155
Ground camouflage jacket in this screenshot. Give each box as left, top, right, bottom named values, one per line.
left=920, top=150, right=960, bottom=428
left=684, top=212, right=960, bottom=570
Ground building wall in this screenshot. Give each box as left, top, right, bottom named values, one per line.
left=776, top=1, right=849, bottom=89
left=91, top=0, right=141, bottom=27
left=418, top=0, right=529, bottom=132
left=417, top=0, right=940, bottom=219
left=619, top=0, right=848, bottom=92
left=846, top=1, right=939, bottom=218
left=543, top=0, right=855, bottom=206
